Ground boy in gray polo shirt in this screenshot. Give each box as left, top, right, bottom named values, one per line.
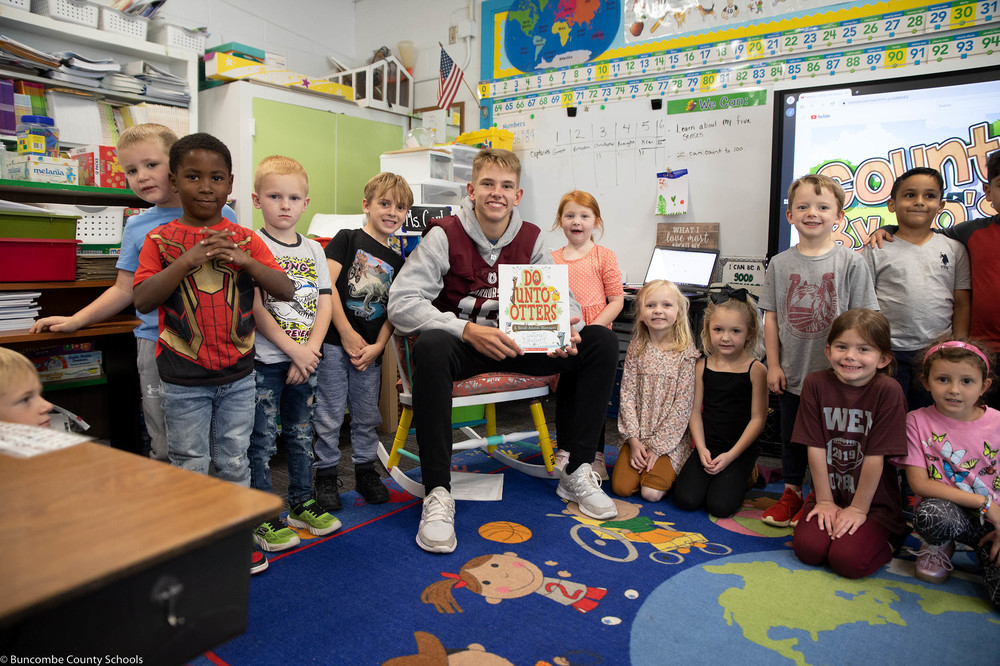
left=861, top=167, right=971, bottom=409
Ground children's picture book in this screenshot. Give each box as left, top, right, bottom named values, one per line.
left=499, top=264, right=571, bottom=353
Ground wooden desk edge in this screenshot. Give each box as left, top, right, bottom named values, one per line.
left=0, top=443, right=282, bottom=624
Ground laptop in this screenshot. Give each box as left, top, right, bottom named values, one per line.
left=636, top=246, right=719, bottom=296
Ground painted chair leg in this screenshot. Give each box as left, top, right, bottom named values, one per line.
left=387, top=407, right=413, bottom=470
left=529, top=399, right=555, bottom=474
left=485, top=402, right=497, bottom=453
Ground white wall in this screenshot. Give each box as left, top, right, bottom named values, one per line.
left=354, top=0, right=481, bottom=113
left=160, top=0, right=358, bottom=76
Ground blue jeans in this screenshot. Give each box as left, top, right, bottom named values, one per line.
left=313, top=343, right=383, bottom=473
left=250, top=361, right=318, bottom=505
left=893, top=349, right=933, bottom=411
left=162, top=373, right=255, bottom=486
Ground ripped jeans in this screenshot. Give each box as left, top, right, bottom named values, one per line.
left=249, top=361, right=318, bottom=505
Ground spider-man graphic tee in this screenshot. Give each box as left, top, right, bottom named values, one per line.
left=135, top=219, right=283, bottom=386
left=759, top=245, right=877, bottom=395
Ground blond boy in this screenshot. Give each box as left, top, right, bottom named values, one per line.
left=0, top=347, right=53, bottom=426
left=758, top=174, right=879, bottom=526
left=29, top=124, right=237, bottom=460
left=249, top=155, right=339, bottom=551
left=386, top=149, right=620, bottom=553
left=312, top=172, right=411, bottom=512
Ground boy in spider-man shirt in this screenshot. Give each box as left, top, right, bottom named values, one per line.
left=134, top=133, right=293, bottom=490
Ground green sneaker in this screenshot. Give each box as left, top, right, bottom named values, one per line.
left=253, top=519, right=301, bottom=552
left=287, top=499, right=342, bottom=536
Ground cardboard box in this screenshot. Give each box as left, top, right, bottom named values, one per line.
left=70, top=145, right=126, bottom=189
left=5, top=155, right=78, bottom=185
left=203, top=52, right=353, bottom=100
left=32, top=352, right=104, bottom=372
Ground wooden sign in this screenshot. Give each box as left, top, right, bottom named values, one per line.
left=402, top=205, right=452, bottom=234
left=655, top=222, right=719, bottom=249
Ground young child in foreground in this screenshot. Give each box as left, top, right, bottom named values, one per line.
left=0, top=347, right=53, bottom=426
left=759, top=174, right=879, bottom=527
left=248, top=155, right=340, bottom=553
left=792, top=309, right=908, bottom=579
left=613, top=279, right=700, bottom=502
left=861, top=166, right=971, bottom=409
left=28, top=124, right=239, bottom=461
left=311, top=172, right=411, bottom=511
left=550, top=190, right=624, bottom=480
left=893, top=337, right=999, bottom=609
left=673, top=286, right=768, bottom=517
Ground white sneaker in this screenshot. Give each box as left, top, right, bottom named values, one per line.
left=417, top=486, right=457, bottom=553
left=592, top=451, right=609, bottom=481
left=553, top=449, right=569, bottom=473
left=557, top=463, right=618, bottom=520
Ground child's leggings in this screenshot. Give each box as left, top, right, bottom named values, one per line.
left=914, top=497, right=999, bottom=610
left=793, top=513, right=893, bottom=579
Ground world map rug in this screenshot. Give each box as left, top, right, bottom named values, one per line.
left=191, top=445, right=998, bottom=666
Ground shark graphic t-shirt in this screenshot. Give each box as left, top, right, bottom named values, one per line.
left=324, top=227, right=404, bottom=348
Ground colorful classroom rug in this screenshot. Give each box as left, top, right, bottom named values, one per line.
left=190, top=445, right=998, bottom=666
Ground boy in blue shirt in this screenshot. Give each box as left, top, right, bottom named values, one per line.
left=30, top=124, right=238, bottom=462
left=312, top=172, right=411, bottom=511
left=249, top=155, right=340, bottom=551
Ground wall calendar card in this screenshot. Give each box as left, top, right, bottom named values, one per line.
left=499, top=264, right=571, bottom=353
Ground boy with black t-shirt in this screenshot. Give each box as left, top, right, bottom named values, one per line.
left=312, top=172, right=411, bottom=511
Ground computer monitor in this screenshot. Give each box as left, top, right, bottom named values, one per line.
left=641, top=246, right=719, bottom=294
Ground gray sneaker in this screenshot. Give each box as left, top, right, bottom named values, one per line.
left=416, top=486, right=457, bottom=553
left=557, top=462, right=618, bottom=520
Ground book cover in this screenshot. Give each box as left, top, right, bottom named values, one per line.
left=32, top=351, right=103, bottom=372
left=498, top=264, right=571, bottom=353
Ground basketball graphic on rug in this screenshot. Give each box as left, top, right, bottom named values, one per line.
left=478, top=521, right=532, bottom=544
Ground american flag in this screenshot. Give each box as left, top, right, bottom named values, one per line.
left=437, top=47, right=463, bottom=110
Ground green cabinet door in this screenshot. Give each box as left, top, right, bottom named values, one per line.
left=251, top=98, right=403, bottom=233
left=333, top=114, right=405, bottom=214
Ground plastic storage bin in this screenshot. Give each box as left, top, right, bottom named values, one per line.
left=40, top=204, right=124, bottom=244
left=380, top=148, right=452, bottom=184
left=0, top=238, right=80, bottom=281
left=99, top=7, right=147, bottom=40
left=30, top=0, right=98, bottom=28
left=447, top=143, right=478, bottom=184
left=409, top=179, right=465, bottom=206
left=0, top=0, right=30, bottom=10
left=148, top=21, right=206, bottom=52
left=0, top=209, right=78, bottom=240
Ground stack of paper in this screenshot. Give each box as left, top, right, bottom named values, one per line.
left=47, top=52, right=121, bottom=88
left=0, top=35, right=60, bottom=72
left=45, top=91, right=103, bottom=146
left=0, top=292, right=41, bottom=332
left=101, top=72, right=145, bottom=95
left=125, top=60, right=190, bottom=104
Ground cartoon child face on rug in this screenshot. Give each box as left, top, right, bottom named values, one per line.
left=422, top=552, right=607, bottom=614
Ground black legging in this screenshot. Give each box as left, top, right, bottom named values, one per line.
left=411, top=325, right=619, bottom=492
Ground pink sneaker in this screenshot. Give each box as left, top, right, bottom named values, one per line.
left=910, top=541, right=954, bottom=584
left=592, top=451, right=609, bottom=481
left=553, top=449, right=569, bottom=473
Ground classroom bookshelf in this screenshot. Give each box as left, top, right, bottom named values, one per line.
left=0, top=5, right=199, bottom=140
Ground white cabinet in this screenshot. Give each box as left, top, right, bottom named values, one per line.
left=0, top=5, right=199, bottom=135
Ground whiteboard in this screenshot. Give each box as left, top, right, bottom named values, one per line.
left=498, top=95, right=772, bottom=283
